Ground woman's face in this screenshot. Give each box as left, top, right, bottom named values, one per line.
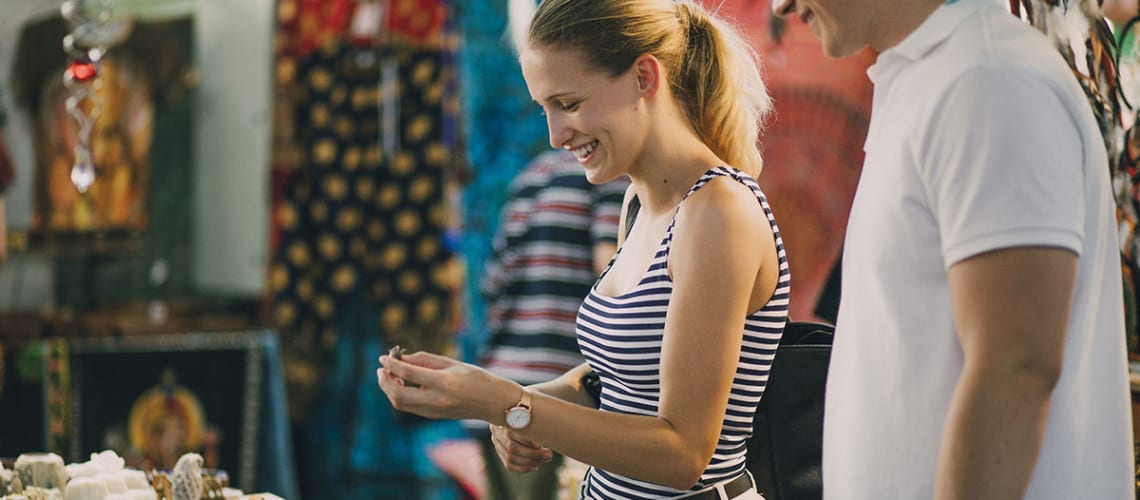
left=520, top=46, right=647, bottom=183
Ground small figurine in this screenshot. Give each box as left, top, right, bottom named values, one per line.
left=9, top=472, right=23, bottom=494
left=150, top=471, right=172, bottom=500
left=171, top=453, right=203, bottom=500
left=202, top=470, right=226, bottom=499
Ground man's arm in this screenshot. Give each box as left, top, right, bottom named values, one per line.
left=933, top=246, right=1076, bottom=500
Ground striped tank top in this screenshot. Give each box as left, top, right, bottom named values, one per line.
left=576, top=167, right=791, bottom=499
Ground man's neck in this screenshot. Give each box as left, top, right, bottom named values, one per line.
left=869, top=0, right=945, bottom=53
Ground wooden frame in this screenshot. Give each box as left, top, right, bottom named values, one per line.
left=44, top=331, right=265, bottom=492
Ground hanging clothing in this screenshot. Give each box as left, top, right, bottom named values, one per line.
left=386, top=0, right=448, bottom=44
left=272, top=38, right=466, bottom=499
left=0, top=85, right=13, bottom=194
left=273, top=40, right=459, bottom=374
left=296, top=288, right=468, bottom=500
left=453, top=0, right=551, bottom=356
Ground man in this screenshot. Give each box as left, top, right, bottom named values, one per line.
left=477, top=149, right=628, bottom=499
left=771, top=0, right=1135, bottom=498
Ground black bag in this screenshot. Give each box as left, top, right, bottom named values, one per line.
left=746, top=320, right=832, bottom=500
left=578, top=322, right=832, bottom=500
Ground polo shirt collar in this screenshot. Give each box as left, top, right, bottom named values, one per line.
left=868, top=0, right=1000, bottom=82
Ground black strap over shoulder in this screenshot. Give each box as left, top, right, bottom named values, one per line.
left=624, top=194, right=641, bottom=239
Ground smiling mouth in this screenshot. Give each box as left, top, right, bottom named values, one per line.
left=568, top=140, right=598, bottom=161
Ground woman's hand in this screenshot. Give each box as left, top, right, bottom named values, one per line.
left=377, top=350, right=519, bottom=423
left=489, top=423, right=553, bottom=473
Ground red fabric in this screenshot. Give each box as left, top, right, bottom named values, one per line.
left=279, top=0, right=357, bottom=58
left=0, top=133, right=14, bottom=194
left=709, top=0, right=874, bottom=322
left=386, top=0, right=447, bottom=44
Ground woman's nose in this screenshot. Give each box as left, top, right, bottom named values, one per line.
left=546, top=114, right=572, bottom=149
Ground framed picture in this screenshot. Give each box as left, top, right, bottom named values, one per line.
left=44, top=331, right=266, bottom=492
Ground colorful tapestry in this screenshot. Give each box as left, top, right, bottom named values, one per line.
left=453, top=1, right=549, bottom=358
left=270, top=34, right=466, bottom=498
left=272, top=40, right=459, bottom=411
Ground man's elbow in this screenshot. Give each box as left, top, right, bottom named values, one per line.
left=1015, top=356, right=1063, bottom=393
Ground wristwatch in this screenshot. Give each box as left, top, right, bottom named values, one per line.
left=504, top=387, right=533, bottom=430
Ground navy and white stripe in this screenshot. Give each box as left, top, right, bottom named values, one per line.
left=577, top=167, right=790, bottom=499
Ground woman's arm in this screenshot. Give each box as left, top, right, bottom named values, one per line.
left=380, top=178, right=773, bottom=489
left=528, top=362, right=597, bottom=408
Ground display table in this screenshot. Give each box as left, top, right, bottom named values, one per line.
left=0, top=329, right=298, bottom=499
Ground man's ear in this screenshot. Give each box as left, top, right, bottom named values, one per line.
left=633, top=54, right=661, bottom=97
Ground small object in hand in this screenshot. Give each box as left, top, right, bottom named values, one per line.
left=389, top=346, right=406, bottom=360
left=386, top=346, right=418, bottom=387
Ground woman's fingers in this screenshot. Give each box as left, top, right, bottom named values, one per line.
left=378, top=350, right=462, bottom=388
left=401, top=350, right=457, bottom=369
left=378, top=354, right=435, bottom=388
left=375, top=366, right=443, bottom=417
left=489, top=424, right=553, bottom=472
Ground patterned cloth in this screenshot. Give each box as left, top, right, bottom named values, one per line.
left=0, top=136, right=12, bottom=195
left=296, top=289, right=468, bottom=500
left=272, top=40, right=459, bottom=415
left=275, top=38, right=467, bottom=500
left=453, top=0, right=551, bottom=360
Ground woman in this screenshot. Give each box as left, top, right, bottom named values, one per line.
left=378, top=0, right=788, bottom=497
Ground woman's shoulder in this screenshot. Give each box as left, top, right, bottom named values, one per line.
left=675, top=171, right=769, bottom=236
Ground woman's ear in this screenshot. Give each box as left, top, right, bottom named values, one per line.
left=633, top=54, right=661, bottom=97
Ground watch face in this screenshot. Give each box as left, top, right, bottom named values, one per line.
left=506, top=407, right=531, bottom=429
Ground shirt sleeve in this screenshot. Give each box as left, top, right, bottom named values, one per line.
left=916, top=64, right=1088, bottom=267
left=479, top=159, right=540, bottom=299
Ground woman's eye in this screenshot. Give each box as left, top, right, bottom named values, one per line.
left=561, top=101, right=580, bottom=112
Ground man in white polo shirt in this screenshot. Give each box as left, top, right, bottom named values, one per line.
left=771, top=0, right=1135, bottom=498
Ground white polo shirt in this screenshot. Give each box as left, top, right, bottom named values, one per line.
left=823, top=0, right=1134, bottom=498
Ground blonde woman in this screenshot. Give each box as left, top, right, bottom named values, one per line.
left=379, top=1, right=787, bottom=497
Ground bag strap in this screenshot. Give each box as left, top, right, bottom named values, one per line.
left=624, top=194, right=641, bottom=240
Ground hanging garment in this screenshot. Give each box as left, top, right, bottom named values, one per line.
left=386, top=0, right=448, bottom=45
left=0, top=136, right=13, bottom=195
left=0, top=84, right=10, bottom=195
left=274, top=38, right=467, bottom=500
left=453, top=0, right=550, bottom=352
left=272, top=39, right=461, bottom=415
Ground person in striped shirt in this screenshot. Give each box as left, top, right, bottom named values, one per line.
left=477, top=150, right=628, bottom=499
left=379, top=0, right=786, bottom=497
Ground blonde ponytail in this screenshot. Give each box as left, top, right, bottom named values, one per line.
left=673, top=2, right=770, bottom=177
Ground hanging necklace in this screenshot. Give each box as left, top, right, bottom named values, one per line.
left=59, top=0, right=130, bottom=193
